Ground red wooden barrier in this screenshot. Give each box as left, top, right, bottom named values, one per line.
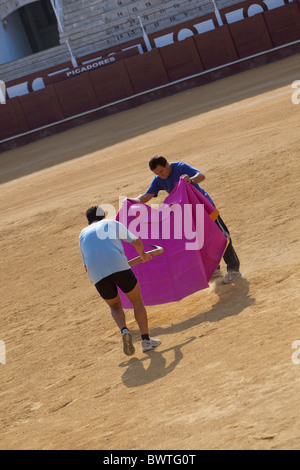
left=124, top=49, right=170, bottom=94
left=0, top=98, right=29, bottom=140
left=53, top=73, right=99, bottom=118
left=159, top=37, right=204, bottom=81
left=229, top=14, right=273, bottom=59
left=88, top=60, right=134, bottom=106
left=18, top=85, right=64, bottom=130
left=263, top=3, right=300, bottom=47
left=194, top=25, right=238, bottom=70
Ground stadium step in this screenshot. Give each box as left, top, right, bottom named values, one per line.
left=0, top=0, right=214, bottom=83
left=0, top=45, right=72, bottom=83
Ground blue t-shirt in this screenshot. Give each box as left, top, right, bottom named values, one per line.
left=146, top=162, right=215, bottom=205
left=79, top=220, right=137, bottom=284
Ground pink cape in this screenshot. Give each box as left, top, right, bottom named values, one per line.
left=116, top=179, right=228, bottom=307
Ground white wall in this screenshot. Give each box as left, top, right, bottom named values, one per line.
left=0, top=10, right=32, bottom=65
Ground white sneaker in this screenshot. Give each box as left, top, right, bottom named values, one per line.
left=122, top=331, right=135, bottom=356
left=142, top=337, right=161, bottom=352
left=222, top=270, right=242, bottom=284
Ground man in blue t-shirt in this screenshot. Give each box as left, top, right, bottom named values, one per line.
left=133, top=156, right=241, bottom=284
left=79, top=206, right=161, bottom=355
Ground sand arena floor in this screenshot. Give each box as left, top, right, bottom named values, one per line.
left=0, top=54, right=300, bottom=450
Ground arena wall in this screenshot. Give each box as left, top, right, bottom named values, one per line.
left=1, top=0, right=300, bottom=147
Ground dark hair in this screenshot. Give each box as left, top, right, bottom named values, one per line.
left=149, top=156, right=167, bottom=171
left=85, top=206, right=105, bottom=225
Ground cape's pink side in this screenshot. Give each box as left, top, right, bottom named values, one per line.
left=116, top=179, right=227, bottom=307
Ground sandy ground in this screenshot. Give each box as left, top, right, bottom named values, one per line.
left=0, top=54, right=300, bottom=451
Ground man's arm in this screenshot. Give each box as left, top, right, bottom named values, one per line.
left=132, top=238, right=152, bottom=262
left=79, top=237, right=88, bottom=272
left=132, top=193, right=154, bottom=203
left=116, top=221, right=152, bottom=262
left=181, top=172, right=205, bottom=184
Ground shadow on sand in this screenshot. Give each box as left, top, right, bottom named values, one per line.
left=119, top=337, right=196, bottom=387
left=119, top=276, right=255, bottom=387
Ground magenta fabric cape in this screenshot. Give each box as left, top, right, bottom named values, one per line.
left=116, top=178, right=228, bottom=307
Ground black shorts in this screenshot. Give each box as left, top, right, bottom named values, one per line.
left=95, top=269, right=138, bottom=300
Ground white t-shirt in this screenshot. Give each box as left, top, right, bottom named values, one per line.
left=79, top=220, right=137, bottom=284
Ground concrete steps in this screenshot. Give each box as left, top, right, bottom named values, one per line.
left=0, top=0, right=214, bottom=83
left=0, top=44, right=72, bottom=83
left=60, top=0, right=214, bottom=55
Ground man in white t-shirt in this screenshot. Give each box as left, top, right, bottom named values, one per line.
left=79, top=206, right=161, bottom=356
